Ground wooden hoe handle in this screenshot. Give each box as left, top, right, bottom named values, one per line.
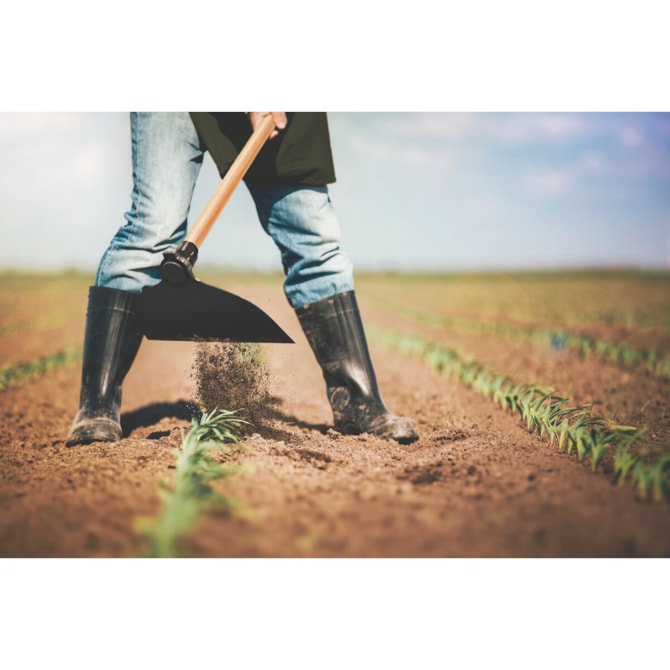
left=186, top=113, right=276, bottom=249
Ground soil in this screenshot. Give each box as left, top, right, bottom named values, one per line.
left=1, top=285, right=669, bottom=558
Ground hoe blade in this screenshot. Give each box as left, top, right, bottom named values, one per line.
left=136, top=277, right=293, bottom=343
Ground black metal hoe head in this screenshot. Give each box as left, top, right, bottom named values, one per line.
left=135, top=242, right=293, bottom=344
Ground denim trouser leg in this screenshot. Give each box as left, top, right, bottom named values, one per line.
left=95, top=113, right=353, bottom=305
left=247, top=183, right=354, bottom=308
left=95, top=112, right=205, bottom=293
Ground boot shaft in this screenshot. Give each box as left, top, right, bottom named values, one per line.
left=295, top=290, right=380, bottom=400
left=79, top=286, right=144, bottom=406
left=296, top=290, right=418, bottom=443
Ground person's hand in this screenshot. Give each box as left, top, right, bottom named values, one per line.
left=248, top=112, right=287, bottom=139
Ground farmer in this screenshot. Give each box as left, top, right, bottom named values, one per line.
left=66, top=112, right=418, bottom=446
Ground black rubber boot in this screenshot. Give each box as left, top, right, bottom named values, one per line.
left=296, top=291, right=418, bottom=444
left=65, top=286, right=144, bottom=447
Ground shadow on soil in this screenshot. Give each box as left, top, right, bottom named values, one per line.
left=121, top=397, right=331, bottom=444
left=121, top=400, right=196, bottom=436
left=259, top=404, right=331, bottom=441
left=239, top=398, right=331, bottom=443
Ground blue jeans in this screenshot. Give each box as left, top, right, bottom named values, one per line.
left=96, top=112, right=354, bottom=308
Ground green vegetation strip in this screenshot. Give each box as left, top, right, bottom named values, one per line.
left=370, top=296, right=670, bottom=378
left=135, top=408, right=248, bottom=558
left=368, top=326, right=670, bottom=502
left=0, top=347, right=82, bottom=391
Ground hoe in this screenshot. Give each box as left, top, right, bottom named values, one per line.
left=136, top=114, right=293, bottom=344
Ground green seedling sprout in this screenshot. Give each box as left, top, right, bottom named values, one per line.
left=631, top=461, right=654, bottom=501
left=369, top=294, right=670, bottom=379
left=0, top=347, right=82, bottom=391
left=647, top=457, right=670, bottom=503
left=136, top=408, right=249, bottom=558
left=368, top=326, right=667, bottom=502
left=590, top=442, right=610, bottom=471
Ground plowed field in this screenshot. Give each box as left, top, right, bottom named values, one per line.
left=1, top=270, right=669, bottom=558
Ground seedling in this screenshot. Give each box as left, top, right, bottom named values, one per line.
left=590, top=441, right=610, bottom=471
left=614, top=446, right=637, bottom=483
left=647, top=457, right=670, bottom=503
left=368, top=294, right=670, bottom=378
left=136, top=408, right=249, bottom=558
left=0, top=347, right=82, bottom=391
left=370, top=326, right=663, bottom=501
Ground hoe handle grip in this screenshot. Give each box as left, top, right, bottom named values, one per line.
left=186, top=113, right=276, bottom=249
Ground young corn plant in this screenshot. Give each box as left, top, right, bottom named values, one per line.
left=0, top=347, right=82, bottom=391
left=608, top=427, right=670, bottom=501
left=613, top=441, right=640, bottom=484
left=631, top=461, right=655, bottom=502
left=368, top=296, right=670, bottom=378
left=136, top=408, right=249, bottom=558
left=646, top=457, right=670, bottom=503
left=369, top=326, right=666, bottom=501
left=628, top=455, right=670, bottom=503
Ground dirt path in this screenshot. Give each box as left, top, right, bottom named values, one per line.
left=0, top=289, right=668, bottom=558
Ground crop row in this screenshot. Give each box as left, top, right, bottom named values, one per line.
left=368, top=326, right=670, bottom=502
left=464, top=317, right=670, bottom=377
left=0, top=347, right=82, bottom=391
left=367, top=295, right=670, bottom=378
left=135, top=408, right=247, bottom=558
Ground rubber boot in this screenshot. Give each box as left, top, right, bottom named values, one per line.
left=296, top=291, right=418, bottom=444
left=65, top=286, right=144, bottom=447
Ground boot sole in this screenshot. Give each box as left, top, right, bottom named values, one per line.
left=66, top=419, right=122, bottom=447
left=334, top=419, right=419, bottom=444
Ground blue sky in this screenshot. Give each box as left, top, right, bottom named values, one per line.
left=1, top=112, right=668, bottom=273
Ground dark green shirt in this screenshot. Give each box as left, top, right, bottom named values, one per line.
left=189, top=112, right=336, bottom=185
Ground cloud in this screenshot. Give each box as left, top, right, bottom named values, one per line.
left=366, top=112, right=590, bottom=144
left=338, top=123, right=452, bottom=168
left=579, top=150, right=608, bottom=174
left=617, top=125, right=644, bottom=149
left=533, top=114, right=588, bottom=139
left=0, top=112, right=94, bottom=142
left=379, top=112, right=476, bottom=139
left=0, top=112, right=128, bottom=187
left=481, top=113, right=590, bottom=145
left=333, top=112, right=670, bottom=210
left=70, top=140, right=110, bottom=181
left=523, top=168, right=575, bottom=196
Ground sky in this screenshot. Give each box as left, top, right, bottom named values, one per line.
left=1, top=112, right=668, bottom=274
